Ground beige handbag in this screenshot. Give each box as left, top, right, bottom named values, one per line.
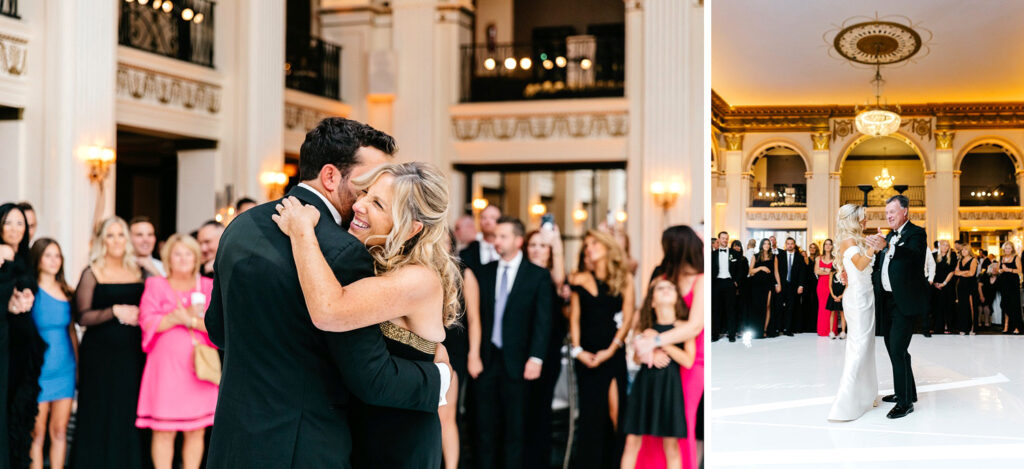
left=180, top=282, right=221, bottom=385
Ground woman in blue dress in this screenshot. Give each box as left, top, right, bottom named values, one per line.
left=28, top=238, right=77, bottom=469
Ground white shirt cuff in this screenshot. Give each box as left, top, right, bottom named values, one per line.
left=436, top=363, right=451, bottom=407
left=528, top=357, right=544, bottom=365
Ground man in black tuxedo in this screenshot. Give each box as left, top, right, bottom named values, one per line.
left=458, top=204, right=502, bottom=276
left=470, top=217, right=552, bottom=469
left=205, top=118, right=449, bottom=468
left=772, top=237, right=806, bottom=336
left=712, top=231, right=746, bottom=342
left=868, top=194, right=930, bottom=419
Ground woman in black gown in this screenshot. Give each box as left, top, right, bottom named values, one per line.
left=70, top=217, right=147, bottom=469
left=748, top=239, right=779, bottom=338
left=997, top=241, right=1023, bottom=335
left=931, top=241, right=956, bottom=334
left=954, top=244, right=978, bottom=335
left=801, top=243, right=820, bottom=333
left=569, top=230, right=635, bottom=469
left=273, top=162, right=464, bottom=468
left=2, top=203, right=46, bottom=469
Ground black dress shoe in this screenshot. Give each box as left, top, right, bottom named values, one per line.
left=881, top=394, right=917, bottom=403
left=924, top=331, right=931, bottom=337
left=887, top=404, right=914, bottom=419
left=728, top=336, right=736, bottom=342
left=784, top=331, right=794, bottom=337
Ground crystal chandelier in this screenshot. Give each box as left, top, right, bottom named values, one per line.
left=855, top=44, right=901, bottom=138
left=875, top=167, right=895, bottom=189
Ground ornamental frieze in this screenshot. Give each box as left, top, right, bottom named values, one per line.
left=452, top=112, right=628, bottom=141
left=116, top=63, right=221, bottom=114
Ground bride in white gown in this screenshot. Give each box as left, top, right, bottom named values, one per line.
left=828, top=204, right=881, bottom=422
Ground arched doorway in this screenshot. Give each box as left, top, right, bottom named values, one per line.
left=748, top=145, right=808, bottom=207
left=959, top=143, right=1020, bottom=207
left=838, top=135, right=925, bottom=207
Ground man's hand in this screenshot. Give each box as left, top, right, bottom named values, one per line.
left=797, top=286, right=804, bottom=294
left=651, top=349, right=672, bottom=369
left=467, top=353, right=483, bottom=379
left=523, top=361, right=542, bottom=380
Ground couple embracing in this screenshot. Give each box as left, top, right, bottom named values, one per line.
left=828, top=195, right=930, bottom=422
left=204, top=118, right=459, bottom=468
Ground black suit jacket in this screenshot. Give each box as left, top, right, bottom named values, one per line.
left=872, top=221, right=930, bottom=317
left=477, top=258, right=553, bottom=378
left=459, top=240, right=485, bottom=277
left=776, top=250, right=807, bottom=288
left=205, top=186, right=441, bottom=469
left=711, top=248, right=747, bottom=284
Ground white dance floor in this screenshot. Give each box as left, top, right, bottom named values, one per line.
left=709, top=334, right=1024, bottom=468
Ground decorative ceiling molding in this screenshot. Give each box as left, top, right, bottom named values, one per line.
left=713, top=90, right=1024, bottom=133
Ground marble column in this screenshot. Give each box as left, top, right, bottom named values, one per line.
left=933, top=131, right=957, bottom=240
left=828, top=172, right=841, bottom=238
left=722, top=134, right=745, bottom=239
left=42, top=0, right=118, bottom=274
left=623, top=0, right=703, bottom=282
left=807, top=131, right=830, bottom=243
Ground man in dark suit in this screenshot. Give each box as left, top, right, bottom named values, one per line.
left=868, top=194, right=930, bottom=419
left=458, top=204, right=502, bottom=276
left=205, top=118, right=449, bottom=468
left=470, top=217, right=552, bottom=469
left=712, top=231, right=746, bottom=342
left=773, top=237, right=807, bottom=336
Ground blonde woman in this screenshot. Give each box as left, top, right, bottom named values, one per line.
left=136, top=234, right=217, bottom=469
left=931, top=240, right=956, bottom=334
left=71, top=217, right=148, bottom=469
left=954, top=243, right=978, bottom=335
left=273, top=161, right=462, bottom=469
left=828, top=204, right=880, bottom=422
left=997, top=241, right=1022, bottom=334
left=568, top=229, right=635, bottom=468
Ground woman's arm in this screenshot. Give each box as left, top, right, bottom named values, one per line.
left=465, top=269, right=483, bottom=378
left=648, top=275, right=705, bottom=347
left=74, top=268, right=115, bottom=327
left=748, top=256, right=757, bottom=276
left=594, top=274, right=636, bottom=365
left=662, top=339, right=696, bottom=368
left=773, top=257, right=781, bottom=287
left=549, top=228, right=566, bottom=287
left=68, top=323, right=79, bottom=364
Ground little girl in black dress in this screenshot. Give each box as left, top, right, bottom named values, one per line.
left=827, top=268, right=846, bottom=339
left=621, top=278, right=694, bottom=469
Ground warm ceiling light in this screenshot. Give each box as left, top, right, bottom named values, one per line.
left=193, top=12, right=204, bottom=23
left=875, top=167, right=894, bottom=189
left=138, top=0, right=149, bottom=4
left=125, top=0, right=135, bottom=3
left=504, top=57, right=517, bottom=70
left=472, top=198, right=489, bottom=211
left=573, top=208, right=588, bottom=223
left=519, top=58, right=532, bottom=70
left=854, top=41, right=901, bottom=137
left=181, top=7, right=194, bottom=21
left=484, top=58, right=496, bottom=71
left=542, top=59, right=554, bottom=70
left=580, top=58, right=592, bottom=70
left=259, top=171, right=288, bottom=187
left=162, top=0, right=173, bottom=12
left=530, top=203, right=546, bottom=216
left=555, top=56, right=567, bottom=68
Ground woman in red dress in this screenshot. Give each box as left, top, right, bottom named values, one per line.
left=815, top=239, right=838, bottom=337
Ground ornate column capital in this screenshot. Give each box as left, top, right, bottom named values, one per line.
left=624, top=0, right=643, bottom=11
left=811, top=131, right=831, bottom=151
left=724, top=132, right=744, bottom=151
left=936, top=130, right=955, bottom=150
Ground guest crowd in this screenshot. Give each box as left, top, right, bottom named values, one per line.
left=1, top=192, right=702, bottom=469
left=712, top=231, right=1024, bottom=342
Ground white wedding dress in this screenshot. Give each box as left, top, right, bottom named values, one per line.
left=827, top=243, right=879, bottom=421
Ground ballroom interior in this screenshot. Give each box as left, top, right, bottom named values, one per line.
left=0, top=0, right=702, bottom=279
left=711, top=0, right=1024, bottom=255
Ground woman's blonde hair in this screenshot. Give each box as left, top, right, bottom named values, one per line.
left=834, top=204, right=866, bottom=274
left=938, top=240, right=954, bottom=265
left=1002, top=241, right=1017, bottom=258
left=585, top=229, right=630, bottom=297
left=160, top=234, right=203, bottom=278
left=352, top=162, right=463, bottom=327
left=89, top=216, right=140, bottom=277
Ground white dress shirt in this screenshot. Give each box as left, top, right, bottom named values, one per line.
left=477, top=232, right=500, bottom=265
left=298, top=183, right=450, bottom=405
left=717, top=249, right=731, bottom=279
left=493, top=252, right=543, bottom=365
left=925, top=249, right=936, bottom=283
left=881, top=221, right=909, bottom=292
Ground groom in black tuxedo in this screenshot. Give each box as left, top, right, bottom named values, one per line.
left=868, top=194, right=930, bottom=419
left=205, top=118, right=449, bottom=468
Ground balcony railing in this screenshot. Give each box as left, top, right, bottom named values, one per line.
left=286, top=33, right=341, bottom=101
left=119, top=0, right=215, bottom=68
left=750, top=186, right=806, bottom=207
left=460, top=36, right=625, bottom=102
left=1, top=0, right=18, bottom=19
left=840, top=185, right=925, bottom=207
left=960, top=185, right=1020, bottom=207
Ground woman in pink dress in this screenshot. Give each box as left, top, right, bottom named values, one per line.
left=136, top=234, right=218, bottom=469
left=815, top=239, right=838, bottom=337
left=633, top=225, right=703, bottom=469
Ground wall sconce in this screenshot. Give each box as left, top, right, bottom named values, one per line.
left=530, top=203, right=547, bottom=216
left=572, top=208, right=588, bottom=223
left=81, top=146, right=116, bottom=184
left=260, top=171, right=289, bottom=199
left=650, top=180, right=682, bottom=210
left=615, top=210, right=628, bottom=223
left=472, top=198, right=489, bottom=211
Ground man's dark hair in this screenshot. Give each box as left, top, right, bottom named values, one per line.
left=235, top=197, right=257, bottom=210
left=497, top=216, right=525, bottom=238
left=200, top=219, right=224, bottom=231
left=786, top=237, right=796, bottom=243
left=298, top=118, right=397, bottom=181
left=717, top=231, right=728, bottom=238
left=886, top=194, right=910, bottom=209
left=16, top=201, right=34, bottom=213
left=129, top=216, right=153, bottom=227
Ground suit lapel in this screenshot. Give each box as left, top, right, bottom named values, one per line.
left=504, top=262, right=529, bottom=315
